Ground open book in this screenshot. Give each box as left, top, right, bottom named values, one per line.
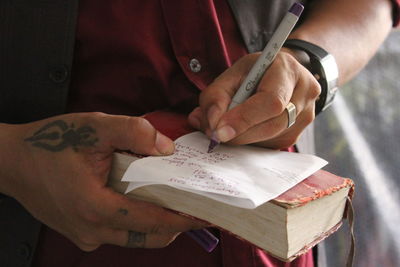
left=107, top=111, right=354, bottom=261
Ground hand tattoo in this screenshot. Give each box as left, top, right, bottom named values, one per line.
left=126, top=231, right=146, bottom=248
left=25, top=120, right=98, bottom=152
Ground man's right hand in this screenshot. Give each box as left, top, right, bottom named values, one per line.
left=0, top=112, right=205, bottom=251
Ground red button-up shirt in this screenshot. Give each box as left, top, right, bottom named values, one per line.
left=66, top=0, right=247, bottom=116
left=32, top=0, right=400, bottom=266
left=36, top=0, right=399, bottom=266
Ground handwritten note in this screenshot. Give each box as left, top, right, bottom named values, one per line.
left=122, top=132, right=327, bottom=209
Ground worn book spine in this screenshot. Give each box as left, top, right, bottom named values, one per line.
left=273, top=169, right=354, bottom=208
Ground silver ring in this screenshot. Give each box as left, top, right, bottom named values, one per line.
left=126, top=230, right=146, bottom=248
left=285, top=102, right=296, bottom=128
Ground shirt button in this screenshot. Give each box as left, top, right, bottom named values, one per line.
left=49, top=65, right=69, bottom=83
left=18, top=243, right=31, bottom=260
left=189, top=58, right=201, bottom=73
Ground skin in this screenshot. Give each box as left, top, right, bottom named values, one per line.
left=0, top=0, right=394, bottom=252
left=0, top=113, right=205, bottom=251
left=188, top=0, right=394, bottom=149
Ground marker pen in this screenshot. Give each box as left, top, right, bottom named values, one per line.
left=186, top=229, right=219, bottom=252
left=208, top=3, right=304, bottom=153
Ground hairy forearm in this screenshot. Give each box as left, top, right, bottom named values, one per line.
left=289, top=0, right=393, bottom=85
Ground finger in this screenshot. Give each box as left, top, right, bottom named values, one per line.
left=198, top=55, right=258, bottom=132
left=188, top=107, right=202, bottom=130
left=70, top=238, right=100, bottom=252
left=96, top=188, right=205, bottom=235
left=124, top=230, right=180, bottom=248
left=255, top=104, right=316, bottom=149
left=213, top=54, right=298, bottom=143
left=227, top=78, right=313, bottom=146
left=227, top=109, right=289, bottom=145
left=92, top=113, right=174, bottom=156
left=69, top=225, right=179, bottom=250
left=94, top=228, right=180, bottom=249
left=53, top=226, right=101, bottom=252
left=188, top=107, right=213, bottom=137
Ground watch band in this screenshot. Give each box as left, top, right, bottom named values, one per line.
left=283, top=39, right=339, bottom=114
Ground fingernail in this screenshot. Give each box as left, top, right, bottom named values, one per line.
left=215, top=125, right=236, bottom=142
left=155, top=132, right=175, bottom=155
left=207, top=105, right=221, bottom=130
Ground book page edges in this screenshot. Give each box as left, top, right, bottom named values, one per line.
left=281, top=221, right=343, bottom=262
left=170, top=209, right=344, bottom=263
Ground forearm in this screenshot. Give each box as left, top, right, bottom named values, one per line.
left=289, top=0, right=393, bottom=85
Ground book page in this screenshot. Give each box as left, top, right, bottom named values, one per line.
left=122, top=132, right=327, bottom=209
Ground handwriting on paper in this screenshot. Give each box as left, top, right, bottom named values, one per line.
left=162, top=143, right=239, bottom=196
left=122, top=132, right=328, bottom=209
left=162, top=143, right=233, bottom=167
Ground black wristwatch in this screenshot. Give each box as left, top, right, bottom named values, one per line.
left=283, top=39, right=339, bottom=115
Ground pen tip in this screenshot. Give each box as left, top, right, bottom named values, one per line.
left=207, top=138, right=219, bottom=153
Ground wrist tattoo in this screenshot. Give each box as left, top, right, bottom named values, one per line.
left=25, top=120, right=98, bottom=152
left=126, top=231, right=146, bottom=248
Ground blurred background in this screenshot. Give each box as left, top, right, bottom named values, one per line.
left=315, top=29, right=400, bottom=267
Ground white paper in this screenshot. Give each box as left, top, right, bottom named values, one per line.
left=122, top=132, right=327, bottom=209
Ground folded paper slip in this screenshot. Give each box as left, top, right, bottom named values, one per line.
left=108, top=152, right=354, bottom=262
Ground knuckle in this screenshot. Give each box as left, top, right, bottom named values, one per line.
left=127, top=117, right=155, bottom=139
left=279, top=136, right=298, bottom=149
left=309, top=80, right=322, bottom=99
left=237, top=111, right=255, bottom=130
left=75, top=232, right=100, bottom=250
left=89, top=111, right=108, bottom=122
left=263, top=117, right=284, bottom=135
left=304, top=110, right=315, bottom=125
left=75, top=111, right=106, bottom=125
left=79, top=207, right=104, bottom=226
left=274, top=52, right=296, bottom=70
left=269, top=95, right=286, bottom=116
left=76, top=241, right=99, bottom=252
left=128, top=116, right=149, bottom=129
left=148, top=223, right=164, bottom=235
left=273, top=53, right=286, bottom=65
left=90, top=111, right=107, bottom=119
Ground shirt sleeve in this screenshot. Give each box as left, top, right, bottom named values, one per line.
left=391, top=0, right=400, bottom=27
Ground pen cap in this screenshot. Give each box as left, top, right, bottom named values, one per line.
left=289, top=3, right=304, bottom=17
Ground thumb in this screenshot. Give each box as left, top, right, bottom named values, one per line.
left=97, top=114, right=174, bottom=156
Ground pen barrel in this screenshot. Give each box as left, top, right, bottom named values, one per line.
left=229, top=12, right=300, bottom=110
left=186, top=229, right=219, bottom=252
